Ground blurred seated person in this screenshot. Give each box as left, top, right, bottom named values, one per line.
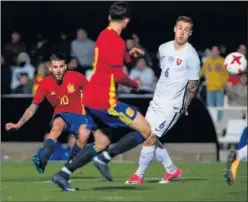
left=67, top=57, right=80, bottom=72
left=37, top=133, right=64, bottom=161
left=12, top=73, right=32, bottom=94
left=61, top=134, right=76, bottom=161
left=226, top=72, right=247, bottom=106
left=33, top=62, right=49, bottom=95
left=11, top=52, right=35, bottom=91
left=129, top=57, right=156, bottom=93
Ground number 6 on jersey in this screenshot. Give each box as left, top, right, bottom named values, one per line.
left=165, top=68, right=169, bottom=77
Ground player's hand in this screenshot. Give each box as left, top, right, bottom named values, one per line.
left=5, top=123, right=20, bottom=131
left=129, top=47, right=145, bottom=57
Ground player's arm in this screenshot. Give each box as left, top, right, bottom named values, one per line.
left=109, top=41, right=139, bottom=88
left=6, top=84, right=45, bottom=131
left=184, top=52, right=201, bottom=113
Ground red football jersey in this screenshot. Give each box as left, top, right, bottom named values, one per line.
left=33, top=71, right=88, bottom=115
left=83, top=27, right=139, bottom=109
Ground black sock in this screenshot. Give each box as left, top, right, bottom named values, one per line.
left=97, top=131, right=144, bottom=164
left=65, top=143, right=101, bottom=173
left=39, top=138, right=56, bottom=165
left=66, top=142, right=83, bottom=164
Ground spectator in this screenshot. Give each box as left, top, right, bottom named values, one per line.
left=1, top=55, right=12, bottom=94
left=132, top=33, right=153, bottom=67
left=37, top=133, right=64, bottom=161
left=200, top=46, right=228, bottom=120
left=129, top=57, right=156, bottom=93
left=67, top=57, right=80, bottom=71
left=201, top=48, right=211, bottom=64
left=30, top=34, right=51, bottom=67
left=12, top=73, right=32, bottom=94
left=71, top=29, right=95, bottom=74
left=219, top=44, right=227, bottom=58
left=4, top=31, right=26, bottom=66
left=237, top=44, right=247, bottom=57
left=61, top=134, right=76, bottom=161
left=226, top=73, right=247, bottom=106
left=11, top=52, right=35, bottom=91
left=32, top=62, right=48, bottom=95
left=53, top=32, right=71, bottom=57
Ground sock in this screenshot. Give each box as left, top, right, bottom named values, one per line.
left=135, top=145, right=156, bottom=178
left=237, top=145, right=248, bottom=161
left=38, top=138, right=56, bottom=165
left=64, top=143, right=101, bottom=173
left=97, top=131, right=145, bottom=164
left=67, top=142, right=83, bottom=163
left=155, top=146, right=177, bottom=174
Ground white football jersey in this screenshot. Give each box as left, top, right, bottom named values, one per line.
left=152, top=40, right=200, bottom=111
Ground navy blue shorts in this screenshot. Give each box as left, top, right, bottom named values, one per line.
left=87, top=101, right=137, bottom=128
left=51, top=112, right=96, bottom=137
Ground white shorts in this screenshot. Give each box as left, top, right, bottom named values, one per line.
left=145, top=105, right=182, bottom=138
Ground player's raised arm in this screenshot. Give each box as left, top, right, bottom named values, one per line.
left=109, top=41, right=139, bottom=89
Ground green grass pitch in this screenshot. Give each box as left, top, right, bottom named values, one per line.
left=2, top=162, right=247, bottom=201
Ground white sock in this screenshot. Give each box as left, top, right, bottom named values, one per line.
left=135, top=145, right=156, bottom=178
left=155, top=146, right=177, bottom=174
left=237, top=145, right=248, bottom=161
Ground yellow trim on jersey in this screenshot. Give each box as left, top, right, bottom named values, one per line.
left=108, top=74, right=117, bottom=108
left=80, top=90, right=86, bottom=115
left=107, top=107, right=133, bottom=125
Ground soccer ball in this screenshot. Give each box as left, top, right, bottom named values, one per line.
left=224, top=52, right=247, bottom=75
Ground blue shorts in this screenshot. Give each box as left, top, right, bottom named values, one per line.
left=87, top=102, right=137, bottom=128
left=51, top=112, right=96, bottom=137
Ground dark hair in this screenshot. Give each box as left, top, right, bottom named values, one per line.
left=109, top=1, right=130, bottom=21
left=49, top=53, right=67, bottom=63
left=176, top=16, right=193, bottom=28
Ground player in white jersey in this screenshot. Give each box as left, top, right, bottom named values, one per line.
left=126, top=16, right=201, bottom=184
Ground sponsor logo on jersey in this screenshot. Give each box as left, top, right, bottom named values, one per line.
left=177, top=59, right=182, bottom=65
left=67, top=83, right=75, bottom=93
left=50, top=91, right=56, bottom=95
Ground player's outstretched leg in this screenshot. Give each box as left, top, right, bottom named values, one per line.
left=33, top=117, right=65, bottom=174
left=52, top=129, right=110, bottom=191
left=225, top=127, right=247, bottom=185
left=155, top=146, right=182, bottom=183
left=93, top=111, right=156, bottom=181
left=126, top=142, right=182, bottom=184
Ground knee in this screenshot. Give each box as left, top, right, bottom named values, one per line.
left=49, top=119, right=65, bottom=138
left=94, top=131, right=110, bottom=151
left=78, top=124, right=91, bottom=145
left=143, top=134, right=157, bottom=146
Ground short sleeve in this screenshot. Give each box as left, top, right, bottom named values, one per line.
left=187, top=49, right=201, bottom=80
left=32, top=82, right=45, bottom=104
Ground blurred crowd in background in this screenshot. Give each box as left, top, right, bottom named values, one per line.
left=1, top=29, right=247, bottom=109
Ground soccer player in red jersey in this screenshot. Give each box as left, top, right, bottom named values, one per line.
left=5, top=53, right=109, bottom=174
left=51, top=2, right=157, bottom=191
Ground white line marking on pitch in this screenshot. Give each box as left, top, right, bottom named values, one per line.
left=31, top=175, right=248, bottom=184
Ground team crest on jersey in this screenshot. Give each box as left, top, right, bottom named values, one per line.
left=67, top=83, right=75, bottom=93
left=176, top=59, right=182, bottom=65
left=168, top=56, right=174, bottom=63
left=126, top=107, right=135, bottom=117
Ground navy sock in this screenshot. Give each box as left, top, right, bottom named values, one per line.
left=65, top=143, right=101, bottom=173
left=97, top=131, right=144, bottom=164
left=67, top=142, right=83, bottom=163
left=39, top=138, right=56, bottom=165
